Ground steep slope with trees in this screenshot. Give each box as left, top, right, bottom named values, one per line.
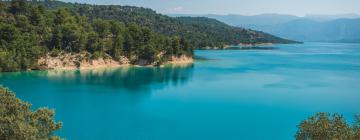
left=0, top=0, right=298, bottom=72
left=28, top=0, right=298, bottom=48
left=0, top=0, right=192, bottom=72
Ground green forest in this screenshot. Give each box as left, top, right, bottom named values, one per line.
left=0, top=0, right=193, bottom=72
left=30, top=0, right=298, bottom=48
left=0, top=0, right=297, bottom=72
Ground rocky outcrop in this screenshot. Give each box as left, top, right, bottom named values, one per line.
left=37, top=53, right=129, bottom=70
left=37, top=52, right=193, bottom=70
left=168, top=55, right=193, bottom=64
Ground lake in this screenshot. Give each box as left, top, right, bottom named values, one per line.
left=1, top=42, right=359, bottom=140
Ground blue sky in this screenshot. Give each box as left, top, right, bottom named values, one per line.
left=62, top=0, right=360, bottom=16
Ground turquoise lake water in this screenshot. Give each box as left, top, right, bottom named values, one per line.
left=1, top=42, right=360, bottom=140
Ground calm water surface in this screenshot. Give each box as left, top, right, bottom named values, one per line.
left=1, top=42, right=360, bottom=140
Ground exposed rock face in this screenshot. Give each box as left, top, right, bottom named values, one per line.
left=38, top=53, right=129, bottom=70
left=37, top=52, right=192, bottom=70
left=168, top=55, right=193, bottom=64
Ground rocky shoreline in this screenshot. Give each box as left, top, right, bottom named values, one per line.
left=37, top=53, right=193, bottom=70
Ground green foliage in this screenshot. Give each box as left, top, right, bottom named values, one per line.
left=0, top=87, right=62, bottom=140
left=0, top=0, right=192, bottom=72
left=296, top=112, right=360, bottom=140
left=26, top=1, right=296, bottom=48
left=0, top=0, right=297, bottom=72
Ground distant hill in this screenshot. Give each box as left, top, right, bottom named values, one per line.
left=247, top=18, right=360, bottom=42
left=184, top=13, right=360, bottom=43
left=169, top=13, right=299, bottom=26
left=304, top=13, right=360, bottom=22
left=28, top=1, right=298, bottom=48
left=206, top=14, right=299, bottom=26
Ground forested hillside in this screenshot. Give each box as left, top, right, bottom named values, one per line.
left=28, top=0, right=298, bottom=48
left=0, top=0, right=192, bottom=72
left=0, top=0, right=298, bottom=72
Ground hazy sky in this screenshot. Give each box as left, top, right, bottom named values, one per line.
left=62, top=0, right=360, bottom=16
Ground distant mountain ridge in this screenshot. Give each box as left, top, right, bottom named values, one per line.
left=206, top=14, right=299, bottom=26
left=248, top=18, right=360, bottom=42
left=170, top=13, right=360, bottom=43
left=304, top=13, right=360, bottom=21
left=170, top=13, right=360, bottom=25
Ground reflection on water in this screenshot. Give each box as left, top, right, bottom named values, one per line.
left=50, top=64, right=194, bottom=92
left=0, top=63, right=194, bottom=140
left=0, top=63, right=194, bottom=93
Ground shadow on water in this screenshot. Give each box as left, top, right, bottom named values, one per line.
left=51, top=64, right=194, bottom=91
left=0, top=63, right=195, bottom=94
left=0, top=63, right=195, bottom=140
